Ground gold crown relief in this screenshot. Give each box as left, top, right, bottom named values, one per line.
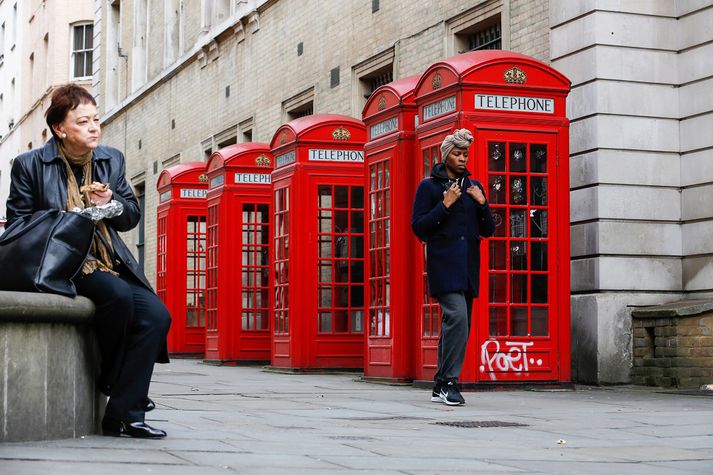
left=378, top=95, right=387, bottom=111
left=432, top=72, right=442, bottom=89
left=280, top=132, right=287, bottom=144
left=504, top=66, right=527, bottom=84
left=332, top=127, right=351, bottom=141
left=209, top=157, right=223, bottom=170
left=255, top=154, right=272, bottom=167
left=197, top=173, right=209, bottom=182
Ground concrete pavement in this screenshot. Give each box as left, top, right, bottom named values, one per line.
left=1, top=359, right=712, bottom=474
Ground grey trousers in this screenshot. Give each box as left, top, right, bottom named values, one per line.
left=434, top=291, right=474, bottom=383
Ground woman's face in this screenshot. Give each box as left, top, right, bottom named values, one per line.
left=445, top=146, right=468, bottom=176
left=54, top=102, right=101, bottom=155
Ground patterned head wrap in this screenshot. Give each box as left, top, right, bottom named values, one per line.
left=440, top=128, right=474, bottom=160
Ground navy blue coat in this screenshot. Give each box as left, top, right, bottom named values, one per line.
left=411, top=163, right=495, bottom=297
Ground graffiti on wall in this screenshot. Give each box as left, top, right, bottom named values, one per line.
left=479, top=339, right=543, bottom=380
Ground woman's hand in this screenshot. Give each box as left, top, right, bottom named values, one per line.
left=88, top=182, right=113, bottom=206
left=466, top=185, right=486, bottom=205
left=443, top=183, right=461, bottom=208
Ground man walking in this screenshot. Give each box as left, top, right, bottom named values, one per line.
left=411, top=129, right=495, bottom=405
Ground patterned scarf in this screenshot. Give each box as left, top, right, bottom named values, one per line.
left=58, top=143, right=118, bottom=277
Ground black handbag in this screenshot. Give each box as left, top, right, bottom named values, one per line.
left=0, top=209, right=95, bottom=297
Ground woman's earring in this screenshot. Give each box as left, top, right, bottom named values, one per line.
left=61, top=133, right=67, bottom=138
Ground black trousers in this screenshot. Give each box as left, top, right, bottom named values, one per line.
left=76, top=269, right=171, bottom=422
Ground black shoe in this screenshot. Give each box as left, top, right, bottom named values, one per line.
left=439, top=380, right=465, bottom=406
left=144, top=397, right=156, bottom=412
left=431, top=382, right=443, bottom=403
left=102, top=418, right=167, bottom=439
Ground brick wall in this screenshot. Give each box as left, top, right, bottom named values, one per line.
left=632, top=313, right=713, bottom=388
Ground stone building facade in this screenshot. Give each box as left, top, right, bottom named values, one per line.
left=0, top=0, right=95, bottom=215
left=86, top=0, right=712, bottom=384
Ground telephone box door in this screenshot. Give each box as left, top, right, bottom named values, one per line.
left=474, top=130, right=561, bottom=383
left=311, top=176, right=365, bottom=369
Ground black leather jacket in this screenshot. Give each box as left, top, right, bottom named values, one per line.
left=6, top=138, right=152, bottom=291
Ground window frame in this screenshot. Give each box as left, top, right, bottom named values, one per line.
left=70, top=22, right=94, bottom=80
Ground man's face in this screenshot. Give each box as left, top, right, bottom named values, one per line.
left=445, top=146, right=468, bottom=176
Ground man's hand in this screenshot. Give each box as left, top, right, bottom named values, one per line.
left=466, top=185, right=486, bottom=205
left=443, top=183, right=461, bottom=208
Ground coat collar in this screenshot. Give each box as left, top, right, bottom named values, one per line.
left=40, top=138, right=112, bottom=163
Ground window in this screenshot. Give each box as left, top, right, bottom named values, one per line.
left=215, top=125, right=237, bottom=150
left=468, top=22, right=501, bottom=51
left=352, top=48, right=394, bottom=115
left=282, top=87, right=314, bottom=122
left=239, top=117, right=253, bottom=142
left=447, top=1, right=505, bottom=56
left=1, top=22, right=5, bottom=62
left=71, top=23, right=94, bottom=79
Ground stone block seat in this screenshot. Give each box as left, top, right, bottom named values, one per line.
left=0, top=290, right=104, bottom=442
left=631, top=299, right=713, bottom=388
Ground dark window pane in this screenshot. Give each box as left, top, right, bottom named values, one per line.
left=489, top=307, right=507, bottom=336
left=510, top=143, right=526, bottom=172
left=489, top=174, right=506, bottom=204
left=532, top=307, right=548, bottom=336
left=530, top=144, right=547, bottom=173
left=351, top=186, right=364, bottom=208
left=511, top=307, right=528, bottom=336
left=511, top=274, right=527, bottom=303
left=532, top=274, right=548, bottom=303
left=489, top=274, right=506, bottom=303
left=531, top=177, right=547, bottom=206
left=531, top=241, right=548, bottom=271
left=510, top=176, right=526, bottom=205
left=488, top=142, right=505, bottom=172
left=335, top=186, right=348, bottom=208
left=511, top=241, right=527, bottom=270
left=489, top=240, right=506, bottom=270
left=531, top=209, right=548, bottom=238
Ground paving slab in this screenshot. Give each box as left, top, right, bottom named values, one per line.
left=1, top=359, right=712, bottom=474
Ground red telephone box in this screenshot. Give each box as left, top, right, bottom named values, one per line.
left=361, top=76, right=420, bottom=381
left=269, top=114, right=367, bottom=370
left=204, top=144, right=274, bottom=363
left=413, top=50, right=571, bottom=386
left=156, top=162, right=208, bottom=356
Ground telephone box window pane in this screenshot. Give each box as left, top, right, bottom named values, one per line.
left=511, top=307, right=528, bottom=336
left=510, top=210, right=526, bottom=237
left=488, top=142, right=505, bottom=171
left=530, top=144, right=547, bottom=173
left=511, top=274, right=527, bottom=303
left=531, top=210, right=548, bottom=238
left=257, top=204, right=269, bottom=222
left=531, top=274, right=548, bottom=303
left=241, top=314, right=249, bottom=330
left=319, top=236, right=333, bottom=258
left=532, top=307, right=548, bottom=336
left=335, top=210, right=348, bottom=231
left=319, top=262, right=332, bottom=282
left=257, top=310, right=268, bottom=330
left=319, top=287, right=332, bottom=307
left=510, top=143, right=526, bottom=172
left=335, top=186, right=348, bottom=208
left=336, top=260, right=349, bottom=282
left=319, top=312, right=332, bottom=333
left=489, top=175, right=505, bottom=204
left=352, top=187, right=364, bottom=209
left=491, top=208, right=506, bottom=237
left=351, top=310, right=364, bottom=332
left=423, top=148, right=430, bottom=178
left=319, top=210, right=332, bottom=233
left=531, top=177, right=547, bottom=206
left=319, top=185, right=332, bottom=208
left=370, top=167, right=377, bottom=189
left=511, top=241, right=527, bottom=270
left=351, top=284, right=364, bottom=307
left=489, top=274, right=506, bottom=303
left=509, top=176, right=526, bottom=205
left=187, top=308, right=198, bottom=327
left=489, top=307, right=507, bottom=336
left=335, top=285, right=349, bottom=307
left=334, top=310, right=348, bottom=332
left=531, top=242, right=548, bottom=271
left=489, top=240, right=506, bottom=270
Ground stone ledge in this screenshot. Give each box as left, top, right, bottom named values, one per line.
left=630, top=299, right=713, bottom=318
left=0, top=290, right=102, bottom=442
left=0, top=290, right=95, bottom=323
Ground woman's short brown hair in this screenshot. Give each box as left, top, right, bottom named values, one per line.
left=45, top=84, right=97, bottom=141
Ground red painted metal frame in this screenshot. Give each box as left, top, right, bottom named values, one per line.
left=156, top=162, right=208, bottom=356
left=204, top=143, right=275, bottom=363
left=412, top=50, right=571, bottom=385
left=269, top=114, right=368, bottom=370
left=361, top=75, right=421, bottom=381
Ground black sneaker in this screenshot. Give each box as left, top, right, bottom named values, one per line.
left=431, top=382, right=443, bottom=403
left=439, top=380, right=465, bottom=406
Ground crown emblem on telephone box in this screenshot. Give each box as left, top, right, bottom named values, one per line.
left=255, top=154, right=271, bottom=167
left=504, top=66, right=527, bottom=84
left=332, top=127, right=351, bottom=141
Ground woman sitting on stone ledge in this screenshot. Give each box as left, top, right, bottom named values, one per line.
left=5, top=84, right=171, bottom=439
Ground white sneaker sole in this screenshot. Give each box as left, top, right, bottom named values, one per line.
left=440, top=392, right=465, bottom=406
left=431, top=395, right=444, bottom=403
